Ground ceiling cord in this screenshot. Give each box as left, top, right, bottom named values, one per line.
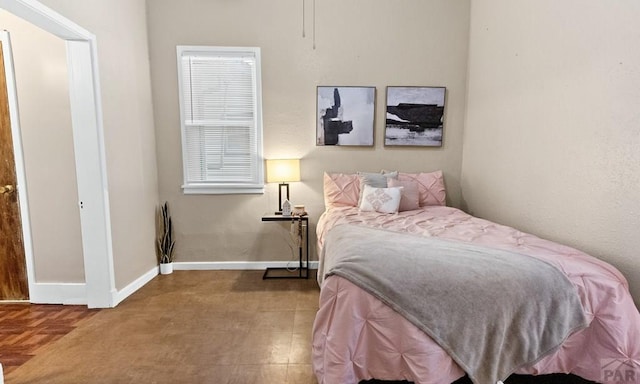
left=302, top=0, right=316, bottom=50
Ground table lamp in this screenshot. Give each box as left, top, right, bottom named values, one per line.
left=266, top=159, right=301, bottom=215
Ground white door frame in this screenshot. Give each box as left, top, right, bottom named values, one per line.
left=0, top=0, right=115, bottom=308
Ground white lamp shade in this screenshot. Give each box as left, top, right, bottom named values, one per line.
left=266, top=159, right=301, bottom=183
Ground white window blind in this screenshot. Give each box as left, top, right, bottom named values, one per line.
left=177, top=46, right=264, bottom=194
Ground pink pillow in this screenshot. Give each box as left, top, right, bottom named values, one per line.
left=388, top=178, right=420, bottom=211
left=323, top=172, right=360, bottom=208
left=397, top=171, right=446, bottom=206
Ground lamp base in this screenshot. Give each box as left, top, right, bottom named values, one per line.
left=274, top=211, right=283, bottom=215
left=277, top=183, right=290, bottom=215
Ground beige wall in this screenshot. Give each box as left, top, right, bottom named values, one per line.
left=147, top=0, right=471, bottom=263
left=37, top=0, right=159, bottom=290
left=0, top=10, right=84, bottom=282
left=7, top=0, right=634, bottom=306
left=462, top=0, right=640, bottom=302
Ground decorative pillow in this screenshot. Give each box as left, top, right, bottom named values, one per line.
left=357, top=171, right=398, bottom=205
left=388, top=178, right=420, bottom=212
left=397, top=170, right=446, bottom=206
left=323, top=172, right=360, bottom=208
left=357, top=171, right=398, bottom=188
left=358, top=185, right=403, bottom=214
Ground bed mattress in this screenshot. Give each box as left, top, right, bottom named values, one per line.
left=312, top=206, right=640, bottom=384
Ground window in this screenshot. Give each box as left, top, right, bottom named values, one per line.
left=177, top=46, right=264, bottom=194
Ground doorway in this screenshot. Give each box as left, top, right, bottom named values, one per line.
left=0, top=0, right=115, bottom=308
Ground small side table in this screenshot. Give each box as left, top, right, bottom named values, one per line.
left=261, top=214, right=309, bottom=279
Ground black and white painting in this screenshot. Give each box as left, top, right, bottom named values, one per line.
left=385, top=86, right=446, bottom=147
left=317, top=86, right=375, bottom=146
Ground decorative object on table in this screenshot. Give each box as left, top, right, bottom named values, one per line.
left=385, top=86, right=446, bottom=147
left=266, top=158, right=301, bottom=215
left=282, top=199, right=292, bottom=217
left=293, top=204, right=306, bottom=216
left=156, top=201, right=175, bottom=275
left=316, top=86, right=375, bottom=146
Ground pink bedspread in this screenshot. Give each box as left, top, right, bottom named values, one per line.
left=312, top=206, right=640, bottom=384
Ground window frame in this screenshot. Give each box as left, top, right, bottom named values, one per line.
left=176, top=45, right=264, bottom=195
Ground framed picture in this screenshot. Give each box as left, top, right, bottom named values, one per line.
left=317, top=86, right=375, bottom=146
left=385, top=86, right=446, bottom=147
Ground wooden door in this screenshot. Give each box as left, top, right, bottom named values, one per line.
left=0, top=41, right=29, bottom=300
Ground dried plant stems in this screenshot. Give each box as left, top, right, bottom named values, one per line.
left=157, top=202, right=175, bottom=264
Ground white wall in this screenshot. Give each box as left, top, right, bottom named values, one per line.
left=147, top=0, right=471, bottom=263
left=0, top=10, right=84, bottom=283
left=37, top=0, right=159, bottom=290
left=463, top=0, right=640, bottom=302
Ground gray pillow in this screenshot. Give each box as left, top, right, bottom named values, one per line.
left=357, top=171, right=398, bottom=205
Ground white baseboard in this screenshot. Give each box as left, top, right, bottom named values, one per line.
left=26, top=267, right=158, bottom=307
left=173, top=261, right=319, bottom=270
left=24, top=262, right=317, bottom=307
left=111, top=266, right=158, bottom=307
left=29, top=282, right=87, bottom=305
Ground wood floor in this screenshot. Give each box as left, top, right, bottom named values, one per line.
left=0, top=303, right=99, bottom=374
left=0, top=271, right=596, bottom=384
left=3, top=270, right=320, bottom=384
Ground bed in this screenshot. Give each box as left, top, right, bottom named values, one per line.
left=312, top=171, right=640, bottom=384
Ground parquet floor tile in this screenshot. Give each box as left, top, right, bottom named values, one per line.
left=0, top=303, right=99, bottom=374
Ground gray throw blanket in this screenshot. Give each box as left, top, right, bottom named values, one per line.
left=322, top=225, right=588, bottom=384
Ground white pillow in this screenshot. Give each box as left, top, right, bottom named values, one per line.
left=358, top=185, right=403, bottom=214
left=357, top=171, right=398, bottom=206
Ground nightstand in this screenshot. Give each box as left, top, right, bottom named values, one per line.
left=261, top=214, right=309, bottom=279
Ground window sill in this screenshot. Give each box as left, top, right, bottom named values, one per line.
left=182, top=184, right=265, bottom=195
